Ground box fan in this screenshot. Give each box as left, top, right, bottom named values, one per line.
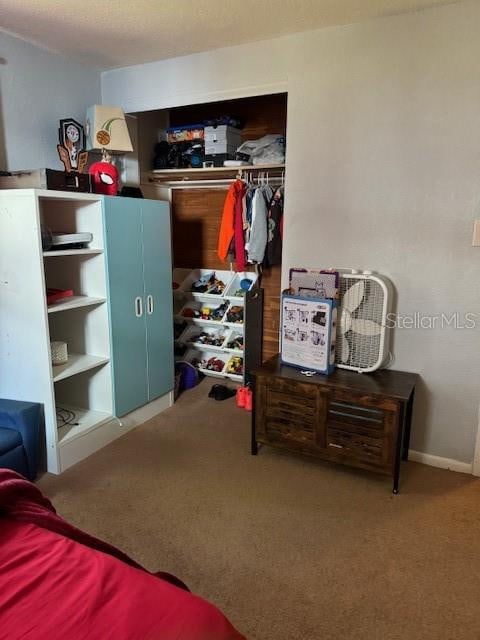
left=336, top=270, right=393, bottom=373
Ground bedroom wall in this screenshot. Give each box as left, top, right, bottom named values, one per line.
left=102, top=0, right=480, bottom=467
left=0, top=30, right=101, bottom=171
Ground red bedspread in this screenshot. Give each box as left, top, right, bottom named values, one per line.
left=0, top=470, right=244, bottom=640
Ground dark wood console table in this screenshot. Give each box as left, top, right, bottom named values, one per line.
left=251, top=355, right=418, bottom=493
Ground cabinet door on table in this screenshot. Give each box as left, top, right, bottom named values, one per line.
left=141, top=199, right=174, bottom=401
left=255, top=377, right=329, bottom=452
left=325, top=389, right=399, bottom=470
left=103, top=197, right=148, bottom=416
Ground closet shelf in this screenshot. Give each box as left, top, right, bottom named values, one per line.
left=149, top=163, right=285, bottom=187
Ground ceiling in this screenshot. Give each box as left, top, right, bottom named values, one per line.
left=0, top=0, right=459, bottom=69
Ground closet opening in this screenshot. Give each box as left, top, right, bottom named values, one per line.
left=128, top=91, right=288, bottom=381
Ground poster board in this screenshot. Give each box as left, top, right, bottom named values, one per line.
left=280, top=293, right=337, bottom=374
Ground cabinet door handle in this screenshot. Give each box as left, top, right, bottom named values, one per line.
left=147, top=294, right=154, bottom=315
left=134, top=296, right=143, bottom=317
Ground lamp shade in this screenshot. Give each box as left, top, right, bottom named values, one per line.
left=86, top=105, right=133, bottom=153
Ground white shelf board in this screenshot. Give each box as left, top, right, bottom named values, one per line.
left=52, top=353, right=110, bottom=382
left=223, top=347, right=244, bottom=356
left=226, top=372, right=243, bottom=383
left=43, top=249, right=103, bottom=257
left=151, top=163, right=285, bottom=176
left=187, top=341, right=225, bottom=353
left=57, top=405, right=113, bottom=446
left=174, top=314, right=224, bottom=327
left=198, top=367, right=228, bottom=379
left=47, top=295, right=106, bottom=314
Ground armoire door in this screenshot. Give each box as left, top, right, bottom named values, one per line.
left=103, top=197, right=149, bottom=416
left=141, top=199, right=174, bottom=400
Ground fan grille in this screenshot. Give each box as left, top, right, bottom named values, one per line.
left=336, top=277, right=386, bottom=370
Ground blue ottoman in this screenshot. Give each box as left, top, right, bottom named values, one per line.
left=0, top=399, right=41, bottom=480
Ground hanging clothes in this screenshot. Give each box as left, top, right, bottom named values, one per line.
left=218, top=175, right=282, bottom=269
left=265, top=186, right=284, bottom=267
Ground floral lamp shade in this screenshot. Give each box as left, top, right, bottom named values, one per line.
left=86, top=105, right=133, bottom=153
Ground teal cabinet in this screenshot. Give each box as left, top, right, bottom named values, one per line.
left=103, top=196, right=173, bottom=417
left=141, top=199, right=174, bottom=401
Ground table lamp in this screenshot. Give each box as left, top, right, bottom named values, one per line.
left=86, top=105, right=133, bottom=195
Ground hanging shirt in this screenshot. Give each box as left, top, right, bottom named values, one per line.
left=265, top=186, right=283, bottom=266
left=243, top=185, right=256, bottom=256
left=234, top=180, right=247, bottom=270
left=248, top=185, right=272, bottom=264
left=217, top=179, right=245, bottom=262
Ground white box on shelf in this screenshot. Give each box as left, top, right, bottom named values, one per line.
left=224, top=271, right=257, bottom=302
left=224, top=354, right=244, bottom=381
left=184, top=348, right=228, bottom=379
left=223, top=302, right=245, bottom=327
left=177, top=299, right=229, bottom=324
left=222, top=329, right=244, bottom=354
left=180, top=324, right=228, bottom=352
left=204, top=125, right=242, bottom=144
left=173, top=267, right=191, bottom=293
left=179, top=268, right=234, bottom=299
left=205, top=142, right=238, bottom=156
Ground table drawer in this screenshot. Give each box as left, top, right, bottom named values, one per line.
left=326, top=395, right=398, bottom=465
left=266, top=376, right=317, bottom=400
left=264, top=416, right=315, bottom=445
left=266, top=390, right=316, bottom=421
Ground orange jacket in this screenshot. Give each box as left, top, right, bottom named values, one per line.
left=217, top=180, right=242, bottom=262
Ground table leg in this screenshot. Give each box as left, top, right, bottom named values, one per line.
left=402, top=390, right=415, bottom=462
left=392, top=402, right=405, bottom=494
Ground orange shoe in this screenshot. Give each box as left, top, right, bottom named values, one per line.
left=236, top=386, right=247, bottom=408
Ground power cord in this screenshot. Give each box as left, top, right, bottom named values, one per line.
left=56, top=407, right=79, bottom=427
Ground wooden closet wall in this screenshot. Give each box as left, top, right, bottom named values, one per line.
left=169, top=94, right=287, bottom=361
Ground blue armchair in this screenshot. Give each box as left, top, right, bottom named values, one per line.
left=0, top=399, right=41, bottom=481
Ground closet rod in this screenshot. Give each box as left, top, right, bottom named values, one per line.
left=148, top=178, right=285, bottom=189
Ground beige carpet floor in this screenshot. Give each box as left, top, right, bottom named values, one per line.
left=39, top=379, right=480, bottom=640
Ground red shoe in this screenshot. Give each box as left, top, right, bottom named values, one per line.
left=236, top=386, right=247, bottom=408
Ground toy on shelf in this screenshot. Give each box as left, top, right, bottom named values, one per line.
left=226, top=305, right=244, bottom=324
left=181, top=301, right=228, bottom=321
left=190, top=272, right=227, bottom=295
left=46, top=288, right=74, bottom=305
left=204, top=357, right=225, bottom=373
left=193, top=331, right=225, bottom=348
left=226, top=356, right=244, bottom=376
left=226, top=335, right=243, bottom=351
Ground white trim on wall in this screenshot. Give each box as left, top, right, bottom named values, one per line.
left=409, top=450, right=472, bottom=475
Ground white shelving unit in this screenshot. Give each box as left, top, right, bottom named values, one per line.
left=173, top=268, right=257, bottom=382
left=0, top=189, right=113, bottom=474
